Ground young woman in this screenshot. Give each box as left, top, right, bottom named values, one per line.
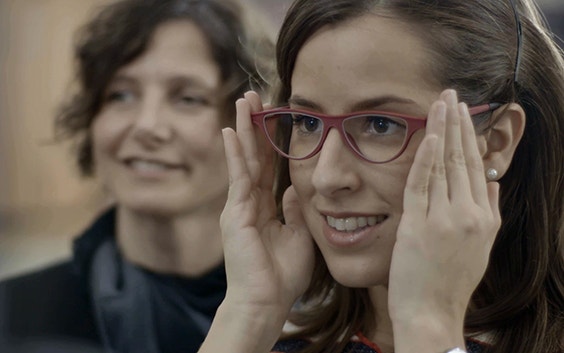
left=198, top=0, right=564, bottom=353
left=0, top=0, right=273, bottom=352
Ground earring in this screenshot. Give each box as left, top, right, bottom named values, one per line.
left=486, top=168, right=499, bottom=181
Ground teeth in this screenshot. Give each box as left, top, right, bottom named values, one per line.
left=326, top=215, right=386, bottom=232
left=129, top=159, right=170, bottom=172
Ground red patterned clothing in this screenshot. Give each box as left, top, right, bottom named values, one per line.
left=272, top=333, right=487, bottom=353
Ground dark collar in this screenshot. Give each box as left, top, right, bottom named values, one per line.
left=72, top=208, right=116, bottom=288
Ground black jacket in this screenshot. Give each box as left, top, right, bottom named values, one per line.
left=0, top=210, right=114, bottom=351
left=0, top=209, right=227, bottom=353
left=0, top=260, right=102, bottom=350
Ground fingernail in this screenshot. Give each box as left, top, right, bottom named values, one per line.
left=447, top=90, right=458, bottom=104
left=458, top=102, right=469, bottom=116
left=436, top=101, right=447, bottom=116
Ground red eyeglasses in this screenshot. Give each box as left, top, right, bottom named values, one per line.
left=251, top=103, right=501, bottom=163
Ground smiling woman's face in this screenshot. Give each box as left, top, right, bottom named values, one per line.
left=92, top=20, right=228, bottom=217
left=289, top=13, right=443, bottom=287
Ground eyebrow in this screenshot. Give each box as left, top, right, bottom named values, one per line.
left=107, top=75, right=136, bottom=86
left=108, top=73, right=216, bottom=91
left=288, top=95, right=418, bottom=113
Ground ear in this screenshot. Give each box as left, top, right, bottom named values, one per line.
left=481, top=103, right=526, bottom=178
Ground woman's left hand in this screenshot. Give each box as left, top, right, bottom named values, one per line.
left=388, top=89, right=502, bottom=353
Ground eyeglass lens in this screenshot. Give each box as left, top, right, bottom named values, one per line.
left=263, top=112, right=409, bottom=163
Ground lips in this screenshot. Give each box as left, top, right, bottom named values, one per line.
left=326, top=215, right=387, bottom=232
left=320, top=212, right=389, bottom=248
left=124, top=158, right=185, bottom=173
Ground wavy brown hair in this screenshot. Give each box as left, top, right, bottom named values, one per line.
left=272, top=1, right=564, bottom=352
left=55, top=0, right=274, bottom=176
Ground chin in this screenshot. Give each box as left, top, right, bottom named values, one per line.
left=326, top=260, right=390, bottom=288
left=118, top=194, right=187, bottom=218
left=125, top=203, right=180, bottom=218
left=332, top=274, right=388, bottom=289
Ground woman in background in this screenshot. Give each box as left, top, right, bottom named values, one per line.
left=0, top=0, right=273, bottom=352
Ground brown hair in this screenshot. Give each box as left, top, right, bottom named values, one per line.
left=56, top=0, right=274, bottom=176
left=273, top=1, right=564, bottom=352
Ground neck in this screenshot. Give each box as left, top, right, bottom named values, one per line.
left=116, top=206, right=224, bottom=278
left=368, top=286, right=395, bottom=353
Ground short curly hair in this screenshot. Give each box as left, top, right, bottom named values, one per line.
left=55, top=0, right=275, bottom=176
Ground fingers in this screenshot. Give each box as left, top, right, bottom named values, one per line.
left=426, top=89, right=491, bottom=207
left=487, top=181, right=502, bottom=232
left=236, top=97, right=261, bottom=184
left=442, top=91, right=473, bottom=202
left=244, top=91, right=263, bottom=112
left=243, top=92, right=275, bottom=191
left=425, top=99, right=448, bottom=207
left=282, top=186, right=309, bottom=237
left=459, top=102, right=489, bottom=207
left=224, top=91, right=272, bottom=206
left=222, top=128, right=252, bottom=204
left=235, top=91, right=274, bottom=191
left=403, top=134, right=438, bottom=219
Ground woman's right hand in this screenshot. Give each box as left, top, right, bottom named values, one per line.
left=198, top=91, right=315, bottom=353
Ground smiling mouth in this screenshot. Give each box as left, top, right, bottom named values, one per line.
left=326, top=215, right=388, bottom=232
left=125, top=158, right=184, bottom=172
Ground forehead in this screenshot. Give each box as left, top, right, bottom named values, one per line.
left=291, top=13, right=440, bottom=112
left=112, top=20, right=221, bottom=90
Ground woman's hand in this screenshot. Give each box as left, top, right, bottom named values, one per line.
left=389, top=89, right=501, bottom=353
left=199, top=91, right=314, bottom=353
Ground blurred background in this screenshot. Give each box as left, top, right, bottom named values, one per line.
left=0, top=0, right=563, bottom=280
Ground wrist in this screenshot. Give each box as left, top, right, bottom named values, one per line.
left=220, top=295, right=289, bottom=328
left=391, top=312, right=466, bottom=353
left=198, top=298, right=288, bottom=353
left=222, top=289, right=294, bottom=326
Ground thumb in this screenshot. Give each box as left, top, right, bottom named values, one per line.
left=282, top=186, right=309, bottom=236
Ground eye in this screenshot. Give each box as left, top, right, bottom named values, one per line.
left=172, top=87, right=211, bottom=108
left=364, top=115, right=406, bottom=135
left=292, top=114, right=322, bottom=134
left=178, top=95, right=210, bottom=106
left=104, top=89, right=135, bottom=104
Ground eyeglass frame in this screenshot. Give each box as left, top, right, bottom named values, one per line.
left=251, top=102, right=502, bottom=164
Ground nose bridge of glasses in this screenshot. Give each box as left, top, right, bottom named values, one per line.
left=278, top=111, right=356, bottom=160
left=315, top=117, right=370, bottom=163
left=300, top=113, right=352, bottom=152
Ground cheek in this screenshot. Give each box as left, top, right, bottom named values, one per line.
left=177, top=112, right=224, bottom=151
left=180, top=125, right=225, bottom=161
left=288, top=160, right=314, bottom=197
left=206, top=137, right=227, bottom=166
left=381, top=134, right=424, bottom=199
left=90, top=119, right=110, bottom=162
left=375, top=163, right=411, bottom=203
left=90, top=116, right=124, bottom=184
left=91, top=114, right=130, bottom=157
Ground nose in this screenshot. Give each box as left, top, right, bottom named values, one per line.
left=310, top=128, right=361, bottom=197
left=132, top=95, right=173, bottom=147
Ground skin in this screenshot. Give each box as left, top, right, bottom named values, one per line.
left=92, top=20, right=228, bottom=277
left=199, top=13, right=525, bottom=353
left=289, top=13, right=439, bottom=290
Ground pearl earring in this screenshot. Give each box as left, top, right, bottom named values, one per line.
left=486, top=168, right=499, bottom=181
